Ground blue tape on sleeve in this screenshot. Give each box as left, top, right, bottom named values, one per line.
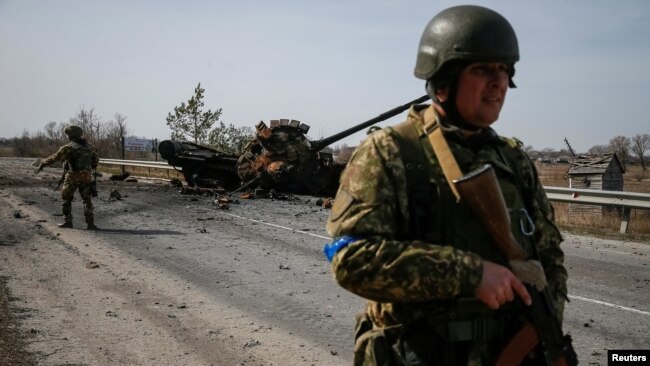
left=323, top=236, right=360, bottom=262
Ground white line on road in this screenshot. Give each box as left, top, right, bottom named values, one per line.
left=569, top=295, right=650, bottom=316
left=223, top=212, right=649, bottom=317
left=599, top=249, right=630, bottom=255
left=223, top=212, right=331, bottom=240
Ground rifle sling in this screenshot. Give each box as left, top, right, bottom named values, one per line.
left=422, top=105, right=462, bottom=201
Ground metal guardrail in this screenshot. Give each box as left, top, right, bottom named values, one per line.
left=100, top=158, right=176, bottom=170
left=544, top=186, right=650, bottom=233
left=99, top=159, right=650, bottom=234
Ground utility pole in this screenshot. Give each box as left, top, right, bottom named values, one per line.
left=564, top=137, right=576, bottom=159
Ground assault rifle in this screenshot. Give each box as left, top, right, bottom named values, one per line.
left=453, top=164, right=577, bottom=366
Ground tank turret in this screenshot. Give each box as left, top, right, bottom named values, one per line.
left=236, top=95, right=429, bottom=195
left=236, top=119, right=343, bottom=195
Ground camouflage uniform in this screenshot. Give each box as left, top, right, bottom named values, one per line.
left=326, top=105, right=567, bottom=365
left=41, top=139, right=99, bottom=226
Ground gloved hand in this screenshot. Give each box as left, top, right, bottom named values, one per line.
left=34, top=163, right=44, bottom=174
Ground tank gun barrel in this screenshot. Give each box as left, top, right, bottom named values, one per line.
left=309, top=94, right=429, bottom=151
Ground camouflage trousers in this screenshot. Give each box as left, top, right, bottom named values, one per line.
left=61, top=172, right=94, bottom=225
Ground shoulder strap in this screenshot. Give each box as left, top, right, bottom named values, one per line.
left=422, top=106, right=462, bottom=201
left=389, top=120, right=434, bottom=241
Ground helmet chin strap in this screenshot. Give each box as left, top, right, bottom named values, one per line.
left=425, top=80, right=481, bottom=132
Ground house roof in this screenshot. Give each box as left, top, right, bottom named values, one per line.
left=567, top=153, right=625, bottom=175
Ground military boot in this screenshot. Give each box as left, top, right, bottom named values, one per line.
left=86, top=223, right=98, bottom=230
left=58, top=222, right=73, bottom=228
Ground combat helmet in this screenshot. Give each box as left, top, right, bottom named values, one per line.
left=414, top=5, right=519, bottom=86
left=64, top=125, right=84, bottom=139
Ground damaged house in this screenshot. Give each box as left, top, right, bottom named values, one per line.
left=566, top=153, right=625, bottom=216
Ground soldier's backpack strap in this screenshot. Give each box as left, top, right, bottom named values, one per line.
left=388, top=120, right=435, bottom=241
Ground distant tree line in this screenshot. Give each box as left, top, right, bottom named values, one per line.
left=7, top=81, right=647, bottom=171
left=4, top=82, right=255, bottom=159
left=8, top=108, right=130, bottom=159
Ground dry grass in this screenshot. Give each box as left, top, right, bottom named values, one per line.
left=536, top=162, right=650, bottom=241
left=0, top=147, right=16, bottom=157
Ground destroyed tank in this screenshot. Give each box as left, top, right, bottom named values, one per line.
left=236, top=119, right=345, bottom=195
left=236, top=94, right=430, bottom=195
left=159, top=94, right=429, bottom=194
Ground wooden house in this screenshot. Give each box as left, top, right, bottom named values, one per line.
left=566, top=153, right=625, bottom=216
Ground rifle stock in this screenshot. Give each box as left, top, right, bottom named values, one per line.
left=453, top=164, right=577, bottom=366
left=453, top=165, right=527, bottom=261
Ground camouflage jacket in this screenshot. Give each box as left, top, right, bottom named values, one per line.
left=326, top=105, right=567, bottom=327
left=42, top=140, right=99, bottom=173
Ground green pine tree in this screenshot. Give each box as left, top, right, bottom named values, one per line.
left=166, top=83, right=222, bottom=144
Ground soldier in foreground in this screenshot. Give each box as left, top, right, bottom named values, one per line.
left=325, top=5, right=570, bottom=365
left=35, top=125, right=99, bottom=230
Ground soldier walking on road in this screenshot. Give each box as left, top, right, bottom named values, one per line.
left=35, top=125, right=99, bottom=230
left=325, top=5, right=569, bottom=365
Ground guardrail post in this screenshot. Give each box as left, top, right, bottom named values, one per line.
left=620, top=207, right=631, bottom=234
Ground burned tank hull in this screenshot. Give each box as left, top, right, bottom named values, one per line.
left=236, top=119, right=346, bottom=195
left=158, top=140, right=240, bottom=189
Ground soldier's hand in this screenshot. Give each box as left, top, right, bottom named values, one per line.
left=476, top=261, right=532, bottom=310
left=34, top=164, right=43, bottom=174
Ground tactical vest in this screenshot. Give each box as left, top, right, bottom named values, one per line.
left=67, top=141, right=94, bottom=172
left=386, top=120, right=537, bottom=266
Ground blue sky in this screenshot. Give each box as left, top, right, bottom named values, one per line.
left=1, top=0, right=648, bottom=153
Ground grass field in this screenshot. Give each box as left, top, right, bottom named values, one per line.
left=0, top=146, right=15, bottom=157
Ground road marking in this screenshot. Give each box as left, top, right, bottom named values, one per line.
left=569, top=295, right=650, bottom=316
left=599, top=249, right=630, bottom=255
left=222, top=212, right=331, bottom=240
left=223, top=213, right=650, bottom=317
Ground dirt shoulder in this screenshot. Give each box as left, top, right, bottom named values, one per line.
left=0, top=276, right=36, bottom=366
left=0, top=158, right=345, bottom=365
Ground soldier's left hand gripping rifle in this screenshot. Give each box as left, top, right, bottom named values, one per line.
left=454, top=164, right=577, bottom=366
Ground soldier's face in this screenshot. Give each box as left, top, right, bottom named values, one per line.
left=454, top=62, right=510, bottom=128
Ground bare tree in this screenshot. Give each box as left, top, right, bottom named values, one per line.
left=588, top=144, right=609, bottom=155
left=43, top=122, right=64, bottom=142
left=609, top=135, right=631, bottom=168
left=102, top=113, right=129, bottom=158
left=69, top=106, right=103, bottom=143
left=334, top=143, right=356, bottom=164
left=631, top=133, right=649, bottom=171
left=43, top=121, right=67, bottom=151
left=540, top=147, right=558, bottom=159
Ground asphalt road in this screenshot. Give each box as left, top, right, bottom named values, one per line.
left=1, top=157, right=648, bottom=365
